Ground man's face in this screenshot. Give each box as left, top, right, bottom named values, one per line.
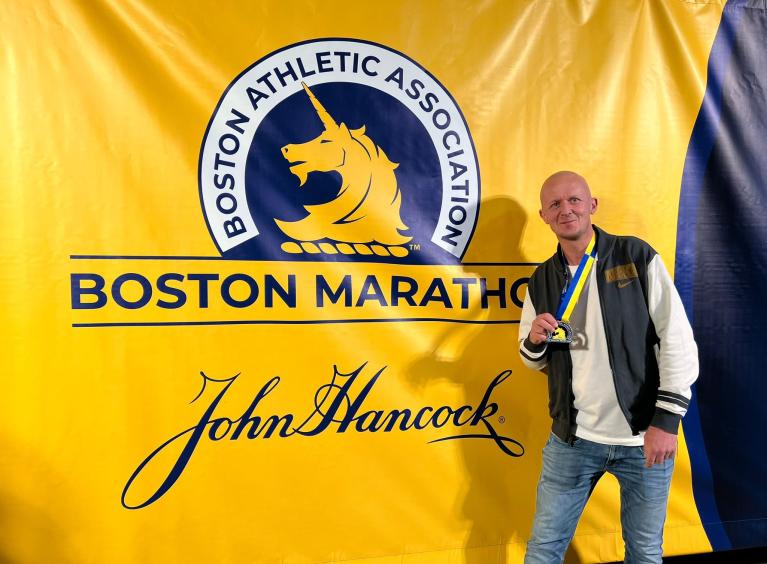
left=539, top=175, right=597, bottom=242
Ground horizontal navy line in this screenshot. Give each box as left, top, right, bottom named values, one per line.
left=68, top=255, right=538, bottom=267
left=73, top=318, right=521, bottom=328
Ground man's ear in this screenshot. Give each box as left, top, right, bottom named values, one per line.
left=539, top=209, right=546, bottom=223
left=591, top=197, right=598, bottom=214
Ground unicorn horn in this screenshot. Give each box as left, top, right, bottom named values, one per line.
left=302, top=82, right=337, bottom=130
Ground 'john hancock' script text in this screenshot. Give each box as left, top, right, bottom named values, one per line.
left=121, top=363, right=522, bottom=509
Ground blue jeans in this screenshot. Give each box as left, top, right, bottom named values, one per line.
left=524, top=433, right=674, bottom=564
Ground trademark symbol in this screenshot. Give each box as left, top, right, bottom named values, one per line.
left=498, top=416, right=506, bottom=424
left=409, top=243, right=421, bottom=251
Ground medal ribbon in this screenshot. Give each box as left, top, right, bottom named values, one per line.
left=555, top=234, right=597, bottom=322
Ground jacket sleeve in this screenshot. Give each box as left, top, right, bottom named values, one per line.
left=646, top=254, right=699, bottom=433
left=518, top=289, right=548, bottom=371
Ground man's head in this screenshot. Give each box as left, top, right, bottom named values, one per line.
left=539, top=171, right=598, bottom=243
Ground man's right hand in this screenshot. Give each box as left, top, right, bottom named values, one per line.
left=528, top=313, right=559, bottom=345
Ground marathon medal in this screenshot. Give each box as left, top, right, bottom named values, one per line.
left=547, top=235, right=597, bottom=345
left=548, top=321, right=574, bottom=344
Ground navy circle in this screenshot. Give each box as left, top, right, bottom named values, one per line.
left=232, top=82, right=455, bottom=264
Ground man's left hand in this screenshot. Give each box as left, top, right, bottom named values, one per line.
left=643, top=426, right=677, bottom=468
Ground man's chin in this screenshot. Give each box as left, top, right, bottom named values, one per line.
left=554, top=227, right=585, bottom=241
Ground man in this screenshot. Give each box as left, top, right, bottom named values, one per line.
left=519, top=171, right=698, bottom=564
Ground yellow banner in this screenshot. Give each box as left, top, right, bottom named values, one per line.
left=1, top=1, right=727, bottom=562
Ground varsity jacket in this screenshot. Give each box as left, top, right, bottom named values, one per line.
left=519, top=226, right=698, bottom=443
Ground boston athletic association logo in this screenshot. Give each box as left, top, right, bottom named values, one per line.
left=199, top=38, right=480, bottom=264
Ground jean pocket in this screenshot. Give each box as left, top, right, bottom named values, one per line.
left=546, top=433, right=556, bottom=446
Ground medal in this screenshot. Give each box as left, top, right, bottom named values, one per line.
left=547, top=321, right=573, bottom=344
left=548, top=234, right=597, bottom=345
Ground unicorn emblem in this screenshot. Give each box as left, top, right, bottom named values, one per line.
left=276, top=83, right=411, bottom=257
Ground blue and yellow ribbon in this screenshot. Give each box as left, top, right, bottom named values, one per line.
left=556, top=234, right=597, bottom=323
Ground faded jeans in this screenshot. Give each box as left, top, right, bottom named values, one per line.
left=524, top=433, right=674, bottom=564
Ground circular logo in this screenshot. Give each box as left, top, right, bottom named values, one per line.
left=199, top=38, right=480, bottom=264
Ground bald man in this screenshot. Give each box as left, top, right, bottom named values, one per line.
left=519, top=172, right=698, bottom=564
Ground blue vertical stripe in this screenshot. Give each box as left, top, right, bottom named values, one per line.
left=676, top=0, right=767, bottom=551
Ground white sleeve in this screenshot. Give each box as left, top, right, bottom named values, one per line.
left=518, top=289, right=548, bottom=371
left=647, top=255, right=699, bottom=417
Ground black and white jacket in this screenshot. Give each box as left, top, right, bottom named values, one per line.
left=519, top=226, right=698, bottom=443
